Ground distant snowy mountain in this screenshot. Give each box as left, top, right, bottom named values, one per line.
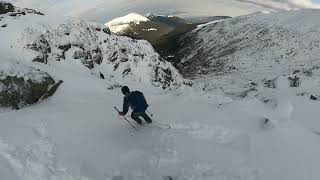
left=105, top=13, right=150, bottom=34
left=105, top=13, right=230, bottom=47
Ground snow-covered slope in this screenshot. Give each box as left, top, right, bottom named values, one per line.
left=174, top=9, right=320, bottom=96
left=2, top=2, right=320, bottom=180
left=0, top=7, right=183, bottom=90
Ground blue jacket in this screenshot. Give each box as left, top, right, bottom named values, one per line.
left=122, top=91, right=149, bottom=114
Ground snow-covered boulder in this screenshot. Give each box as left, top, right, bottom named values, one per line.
left=0, top=1, right=14, bottom=14
left=0, top=61, right=57, bottom=109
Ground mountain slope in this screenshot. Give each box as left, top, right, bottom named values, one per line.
left=173, top=10, right=320, bottom=95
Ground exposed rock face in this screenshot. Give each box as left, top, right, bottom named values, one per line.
left=0, top=2, right=14, bottom=15
left=0, top=62, right=56, bottom=109
left=310, top=95, right=318, bottom=101
left=92, top=47, right=103, bottom=65
left=40, top=80, right=64, bottom=101
left=23, top=21, right=110, bottom=70
left=20, top=19, right=185, bottom=89
left=288, top=75, right=301, bottom=87
left=102, top=27, right=111, bottom=34
left=154, top=67, right=175, bottom=89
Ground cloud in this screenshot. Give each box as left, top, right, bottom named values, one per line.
left=288, top=0, right=320, bottom=8
left=237, top=0, right=320, bottom=10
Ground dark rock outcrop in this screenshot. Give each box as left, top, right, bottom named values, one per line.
left=40, top=80, right=64, bottom=100
left=263, top=78, right=277, bottom=88
left=1, top=2, right=44, bottom=17
left=26, top=35, right=51, bottom=54
left=154, top=67, right=174, bottom=89
left=103, top=27, right=111, bottom=34
left=27, top=35, right=51, bottom=63
left=32, top=54, right=48, bottom=64
left=73, top=50, right=86, bottom=59
left=0, top=65, right=56, bottom=110
left=92, top=47, right=103, bottom=65
left=0, top=2, right=14, bottom=15
left=288, top=75, right=301, bottom=87
left=310, top=95, right=319, bottom=101
left=99, top=72, right=105, bottom=79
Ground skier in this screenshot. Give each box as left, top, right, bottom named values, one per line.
left=118, top=86, right=152, bottom=125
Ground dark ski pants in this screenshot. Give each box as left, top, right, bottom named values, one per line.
left=131, top=112, right=152, bottom=124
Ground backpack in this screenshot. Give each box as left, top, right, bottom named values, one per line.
left=129, top=91, right=149, bottom=112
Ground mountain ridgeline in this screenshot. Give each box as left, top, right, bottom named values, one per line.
left=106, top=10, right=320, bottom=101
left=105, top=13, right=231, bottom=55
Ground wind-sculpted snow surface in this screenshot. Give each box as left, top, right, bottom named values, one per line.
left=106, top=13, right=150, bottom=34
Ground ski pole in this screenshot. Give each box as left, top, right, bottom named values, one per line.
left=146, top=109, right=154, bottom=117
left=114, top=107, right=138, bottom=131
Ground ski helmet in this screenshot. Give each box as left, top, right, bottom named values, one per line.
left=121, top=86, right=130, bottom=95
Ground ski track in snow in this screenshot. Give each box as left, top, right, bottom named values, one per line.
left=2, top=64, right=320, bottom=180
left=0, top=63, right=261, bottom=180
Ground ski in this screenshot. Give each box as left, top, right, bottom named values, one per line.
left=152, top=121, right=171, bottom=129
left=114, top=106, right=171, bottom=132
left=132, top=120, right=170, bottom=130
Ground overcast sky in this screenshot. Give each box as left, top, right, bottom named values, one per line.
left=7, top=0, right=320, bottom=22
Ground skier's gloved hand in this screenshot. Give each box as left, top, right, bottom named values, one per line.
left=118, top=112, right=125, bottom=116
